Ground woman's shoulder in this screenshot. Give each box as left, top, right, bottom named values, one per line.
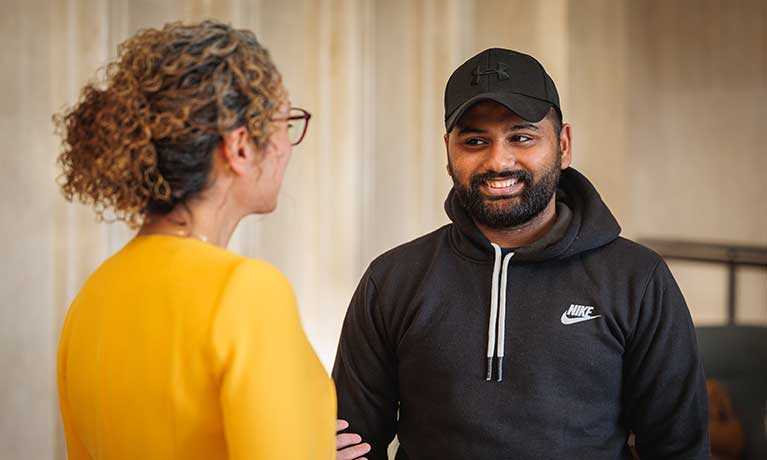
left=87, top=236, right=282, bottom=295
left=209, top=254, right=303, bottom=358
left=79, top=236, right=295, bottom=308
left=117, top=235, right=246, bottom=273
left=219, top=256, right=294, bottom=301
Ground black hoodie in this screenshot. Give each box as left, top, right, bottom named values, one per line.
left=333, top=168, right=710, bottom=460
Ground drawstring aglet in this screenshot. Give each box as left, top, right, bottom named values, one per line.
left=485, top=357, right=493, bottom=381
left=496, top=357, right=503, bottom=382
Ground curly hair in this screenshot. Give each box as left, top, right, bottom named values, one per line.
left=54, top=20, right=286, bottom=227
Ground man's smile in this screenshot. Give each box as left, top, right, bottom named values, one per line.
left=481, top=177, right=525, bottom=197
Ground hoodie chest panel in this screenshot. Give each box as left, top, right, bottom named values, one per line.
left=395, top=255, right=631, bottom=443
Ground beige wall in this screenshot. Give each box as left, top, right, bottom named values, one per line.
left=624, top=0, right=767, bottom=324
left=1, top=0, right=765, bottom=458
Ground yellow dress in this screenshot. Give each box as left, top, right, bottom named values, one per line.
left=57, top=235, right=336, bottom=460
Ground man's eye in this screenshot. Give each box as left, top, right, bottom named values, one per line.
left=464, top=138, right=487, bottom=146
left=511, top=135, right=532, bottom=142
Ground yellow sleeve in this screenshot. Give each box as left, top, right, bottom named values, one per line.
left=210, top=259, right=336, bottom=460
left=57, top=309, right=92, bottom=460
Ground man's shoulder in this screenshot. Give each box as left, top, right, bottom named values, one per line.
left=587, top=236, right=666, bottom=272
left=367, top=224, right=452, bottom=276
left=608, top=236, right=663, bottom=259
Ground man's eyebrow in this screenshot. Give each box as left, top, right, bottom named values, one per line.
left=456, top=123, right=539, bottom=135
left=456, top=126, right=486, bottom=135
left=510, top=123, right=539, bottom=131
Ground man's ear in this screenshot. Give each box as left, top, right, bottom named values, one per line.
left=559, top=123, right=573, bottom=169
left=220, top=126, right=253, bottom=175
left=444, top=133, right=451, bottom=175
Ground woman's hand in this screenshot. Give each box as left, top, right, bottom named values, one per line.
left=336, top=419, right=372, bottom=460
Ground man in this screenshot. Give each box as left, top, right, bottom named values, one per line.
left=333, top=48, right=710, bottom=459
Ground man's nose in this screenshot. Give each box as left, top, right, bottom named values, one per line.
left=484, top=141, right=517, bottom=172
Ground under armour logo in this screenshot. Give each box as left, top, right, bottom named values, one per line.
left=471, top=63, right=510, bottom=85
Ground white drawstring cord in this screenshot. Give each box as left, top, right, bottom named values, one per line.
left=497, top=252, right=514, bottom=382
left=486, top=243, right=502, bottom=381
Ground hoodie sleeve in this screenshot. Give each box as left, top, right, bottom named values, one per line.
left=623, top=259, right=711, bottom=459
left=332, top=269, right=399, bottom=460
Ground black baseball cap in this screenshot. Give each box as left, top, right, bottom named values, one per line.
left=444, top=48, right=561, bottom=132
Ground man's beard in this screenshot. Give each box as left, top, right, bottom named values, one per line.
left=450, top=152, right=562, bottom=229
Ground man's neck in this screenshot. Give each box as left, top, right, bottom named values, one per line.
left=475, top=196, right=558, bottom=249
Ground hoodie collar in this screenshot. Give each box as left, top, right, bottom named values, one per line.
left=444, top=167, right=621, bottom=264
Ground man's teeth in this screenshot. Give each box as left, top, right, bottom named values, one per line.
left=486, top=178, right=517, bottom=188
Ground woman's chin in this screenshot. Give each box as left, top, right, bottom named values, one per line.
left=252, top=198, right=278, bottom=215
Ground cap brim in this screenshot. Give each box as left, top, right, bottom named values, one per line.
left=445, top=92, right=553, bottom=132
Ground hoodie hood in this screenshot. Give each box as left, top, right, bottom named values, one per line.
left=444, top=167, right=621, bottom=264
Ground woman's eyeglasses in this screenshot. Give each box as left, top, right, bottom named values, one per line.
left=273, top=107, right=312, bottom=145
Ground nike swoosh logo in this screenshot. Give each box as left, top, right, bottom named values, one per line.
left=560, top=312, right=602, bottom=325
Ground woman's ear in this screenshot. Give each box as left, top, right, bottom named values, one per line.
left=220, top=126, right=255, bottom=175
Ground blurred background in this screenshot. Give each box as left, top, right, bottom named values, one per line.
left=1, top=0, right=765, bottom=458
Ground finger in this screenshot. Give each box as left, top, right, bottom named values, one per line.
left=336, top=419, right=350, bottom=431
left=336, top=433, right=362, bottom=449
left=337, top=443, right=371, bottom=460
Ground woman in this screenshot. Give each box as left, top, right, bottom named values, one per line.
left=55, top=20, right=335, bottom=459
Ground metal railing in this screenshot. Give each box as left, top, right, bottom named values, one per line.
left=639, top=239, right=767, bottom=325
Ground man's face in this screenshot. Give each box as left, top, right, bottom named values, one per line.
left=445, top=101, right=571, bottom=229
